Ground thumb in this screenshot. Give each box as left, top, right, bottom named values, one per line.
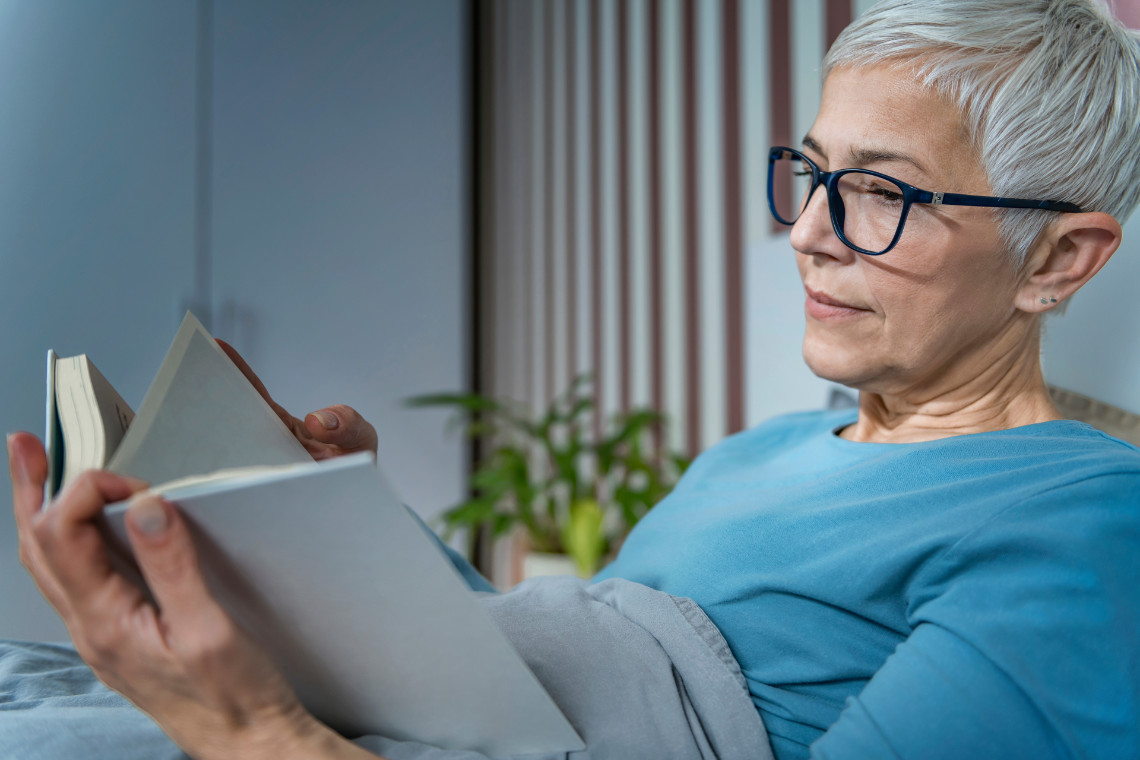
left=304, top=405, right=378, bottom=456
left=125, top=494, right=222, bottom=627
left=8, top=432, right=48, bottom=522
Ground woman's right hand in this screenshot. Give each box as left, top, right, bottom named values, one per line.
left=8, top=432, right=383, bottom=760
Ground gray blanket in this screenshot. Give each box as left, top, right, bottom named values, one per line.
left=0, top=577, right=773, bottom=760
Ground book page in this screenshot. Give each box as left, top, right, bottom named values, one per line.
left=85, top=357, right=135, bottom=448
left=108, top=313, right=311, bottom=484
left=149, top=462, right=309, bottom=495
left=53, top=356, right=94, bottom=486
left=54, top=355, right=134, bottom=486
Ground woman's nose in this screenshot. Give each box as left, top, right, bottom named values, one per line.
left=788, top=183, right=853, bottom=261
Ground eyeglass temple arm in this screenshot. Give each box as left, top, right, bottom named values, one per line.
left=914, top=189, right=1083, bottom=213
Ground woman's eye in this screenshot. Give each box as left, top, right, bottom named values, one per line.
left=859, top=180, right=903, bottom=203
left=870, top=185, right=903, bottom=202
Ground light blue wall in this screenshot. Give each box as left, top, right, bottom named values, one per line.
left=0, top=0, right=199, bottom=642
left=208, top=1, right=470, bottom=507
left=0, top=0, right=469, bottom=641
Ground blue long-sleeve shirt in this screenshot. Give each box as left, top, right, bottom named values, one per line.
left=596, top=410, right=1140, bottom=760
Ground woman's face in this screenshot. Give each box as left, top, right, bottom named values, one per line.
left=793, top=65, right=1037, bottom=401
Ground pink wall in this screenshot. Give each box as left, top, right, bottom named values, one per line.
left=1114, top=0, right=1140, bottom=29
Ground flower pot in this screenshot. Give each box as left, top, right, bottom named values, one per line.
left=521, top=551, right=580, bottom=580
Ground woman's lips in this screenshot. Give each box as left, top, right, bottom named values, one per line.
left=803, top=286, right=870, bottom=320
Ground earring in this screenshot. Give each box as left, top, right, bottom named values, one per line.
left=1039, top=297, right=1058, bottom=305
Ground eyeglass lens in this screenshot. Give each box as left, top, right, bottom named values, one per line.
left=769, top=149, right=907, bottom=254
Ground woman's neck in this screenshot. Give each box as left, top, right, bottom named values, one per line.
left=840, top=327, right=1062, bottom=444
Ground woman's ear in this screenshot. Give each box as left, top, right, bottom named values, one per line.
left=1015, top=211, right=1122, bottom=313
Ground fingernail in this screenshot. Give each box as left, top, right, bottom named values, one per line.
left=129, top=495, right=169, bottom=536
left=313, top=410, right=339, bottom=430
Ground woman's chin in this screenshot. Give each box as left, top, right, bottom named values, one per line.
left=801, top=339, right=876, bottom=389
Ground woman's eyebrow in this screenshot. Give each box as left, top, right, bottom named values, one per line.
left=847, top=146, right=930, bottom=175
left=802, top=135, right=826, bottom=158
left=802, top=135, right=931, bottom=178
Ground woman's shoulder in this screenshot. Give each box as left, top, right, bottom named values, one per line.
left=912, top=422, right=1139, bottom=603
left=957, top=419, right=1140, bottom=486
left=989, top=417, right=1140, bottom=453
left=683, top=410, right=1140, bottom=506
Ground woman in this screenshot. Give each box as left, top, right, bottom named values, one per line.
left=6, top=1, right=1140, bottom=758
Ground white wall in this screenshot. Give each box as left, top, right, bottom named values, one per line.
left=1042, top=213, right=1140, bottom=415
left=0, top=0, right=469, bottom=641
left=744, top=0, right=835, bottom=426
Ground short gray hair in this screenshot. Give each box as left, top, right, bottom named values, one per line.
left=824, top=0, right=1140, bottom=265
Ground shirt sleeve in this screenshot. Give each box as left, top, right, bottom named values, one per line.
left=810, top=472, right=1140, bottom=760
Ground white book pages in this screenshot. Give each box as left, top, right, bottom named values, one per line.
left=108, top=313, right=311, bottom=484
left=54, top=355, right=135, bottom=487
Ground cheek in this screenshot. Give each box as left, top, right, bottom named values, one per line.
left=868, top=219, right=1015, bottom=318
left=873, top=264, right=1017, bottom=361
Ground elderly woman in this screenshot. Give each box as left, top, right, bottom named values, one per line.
left=5, top=0, right=1140, bottom=758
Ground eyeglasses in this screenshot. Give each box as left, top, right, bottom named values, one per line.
left=766, top=146, right=1083, bottom=255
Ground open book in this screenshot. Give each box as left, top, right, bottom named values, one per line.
left=44, top=313, right=583, bottom=755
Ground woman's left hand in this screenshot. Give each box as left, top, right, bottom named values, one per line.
left=8, top=432, right=371, bottom=760
left=216, top=340, right=379, bottom=461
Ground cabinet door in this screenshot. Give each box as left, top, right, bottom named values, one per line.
left=0, top=1, right=199, bottom=641
left=209, top=0, right=468, bottom=537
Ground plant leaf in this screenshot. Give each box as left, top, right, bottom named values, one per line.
left=442, top=499, right=499, bottom=527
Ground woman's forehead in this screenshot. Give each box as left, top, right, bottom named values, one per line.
left=809, top=65, right=980, bottom=185
left=803, top=134, right=934, bottom=177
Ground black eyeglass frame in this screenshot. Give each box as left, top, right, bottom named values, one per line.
left=766, top=146, right=1084, bottom=255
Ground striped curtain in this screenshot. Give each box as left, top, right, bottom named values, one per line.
left=475, top=0, right=858, bottom=459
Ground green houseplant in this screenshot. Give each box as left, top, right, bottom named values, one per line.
left=407, top=375, right=690, bottom=577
